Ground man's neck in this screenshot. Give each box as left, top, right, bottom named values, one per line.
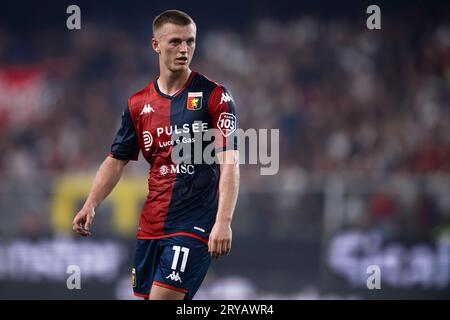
left=157, top=68, right=192, bottom=96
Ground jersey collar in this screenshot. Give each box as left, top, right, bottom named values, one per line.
left=154, top=71, right=196, bottom=100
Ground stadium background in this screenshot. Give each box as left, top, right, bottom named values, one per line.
left=1, top=0, right=449, bottom=299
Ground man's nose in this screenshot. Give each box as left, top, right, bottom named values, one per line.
left=180, top=41, right=188, bottom=53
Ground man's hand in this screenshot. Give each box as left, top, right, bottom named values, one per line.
left=72, top=206, right=95, bottom=236
left=208, top=222, right=232, bottom=259
left=70, top=156, right=128, bottom=237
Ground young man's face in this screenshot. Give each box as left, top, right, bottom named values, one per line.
left=152, top=22, right=196, bottom=73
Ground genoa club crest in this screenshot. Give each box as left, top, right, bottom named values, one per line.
left=132, top=268, right=136, bottom=288
left=187, top=92, right=203, bottom=110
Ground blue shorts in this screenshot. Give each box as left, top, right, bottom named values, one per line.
left=132, top=236, right=211, bottom=300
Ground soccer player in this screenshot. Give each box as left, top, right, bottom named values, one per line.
left=72, top=10, right=239, bottom=300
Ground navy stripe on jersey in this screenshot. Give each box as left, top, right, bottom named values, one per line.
left=110, top=105, right=140, bottom=161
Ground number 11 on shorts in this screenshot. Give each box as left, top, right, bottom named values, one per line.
left=171, top=246, right=189, bottom=272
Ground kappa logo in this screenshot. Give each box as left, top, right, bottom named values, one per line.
left=220, top=92, right=233, bottom=104
left=140, top=104, right=155, bottom=115
left=166, top=271, right=182, bottom=283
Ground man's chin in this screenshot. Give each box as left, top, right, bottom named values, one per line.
left=169, top=64, right=190, bottom=73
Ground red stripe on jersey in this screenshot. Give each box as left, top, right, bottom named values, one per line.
left=208, top=85, right=234, bottom=149
left=152, top=281, right=188, bottom=294
left=129, top=83, right=177, bottom=237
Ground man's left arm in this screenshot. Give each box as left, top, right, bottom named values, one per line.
left=207, top=85, right=240, bottom=258
left=209, top=150, right=240, bottom=258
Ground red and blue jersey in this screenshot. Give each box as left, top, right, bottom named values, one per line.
left=109, top=71, right=238, bottom=243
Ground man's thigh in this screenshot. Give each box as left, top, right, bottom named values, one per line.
left=152, top=236, right=211, bottom=300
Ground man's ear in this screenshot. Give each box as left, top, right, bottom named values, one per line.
left=152, top=38, right=161, bottom=54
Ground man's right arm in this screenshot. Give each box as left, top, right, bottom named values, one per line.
left=73, top=103, right=140, bottom=236
left=72, top=156, right=128, bottom=236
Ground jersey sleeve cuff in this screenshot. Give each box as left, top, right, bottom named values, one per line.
left=108, top=152, right=139, bottom=161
